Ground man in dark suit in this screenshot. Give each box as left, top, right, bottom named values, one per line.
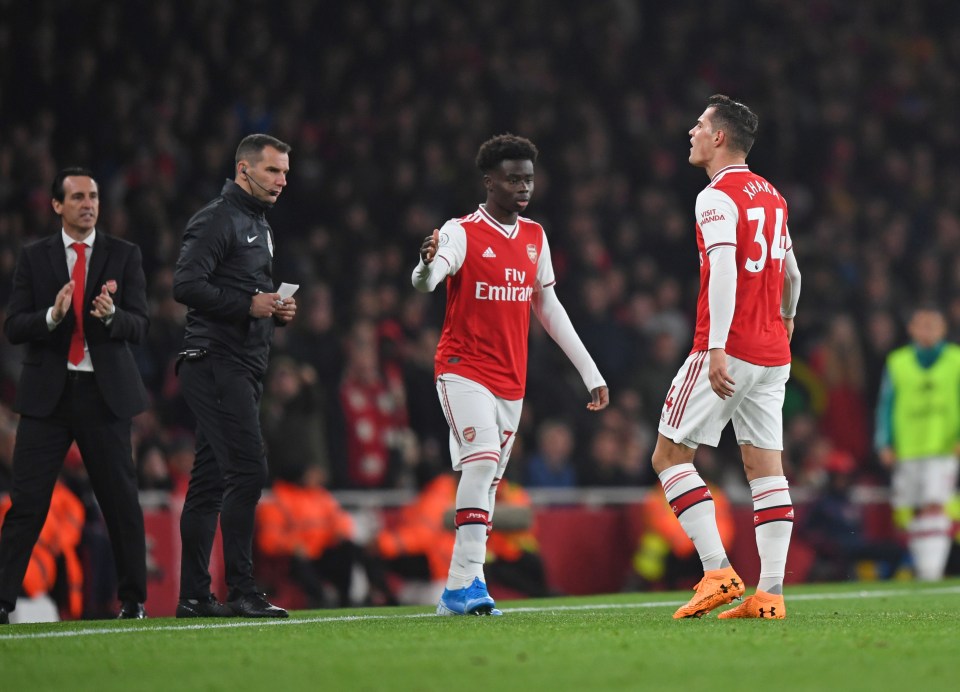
left=0, top=167, right=149, bottom=625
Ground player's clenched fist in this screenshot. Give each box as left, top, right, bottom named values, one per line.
left=420, top=229, right=439, bottom=264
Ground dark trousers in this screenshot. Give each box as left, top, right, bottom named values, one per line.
left=0, top=372, right=147, bottom=610
left=179, top=357, right=268, bottom=600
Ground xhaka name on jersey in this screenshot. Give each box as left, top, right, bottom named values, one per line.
left=741, top=178, right=781, bottom=201
left=474, top=267, right=534, bottom=302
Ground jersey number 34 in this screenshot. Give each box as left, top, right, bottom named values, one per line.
left=745, top=207, right=787, bottom=274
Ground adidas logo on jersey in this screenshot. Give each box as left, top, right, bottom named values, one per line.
left=482, top=247, right=496, bottom=258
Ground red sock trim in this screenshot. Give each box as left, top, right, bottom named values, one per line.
left=754, top=504, right=795, bottom=527
left=669, top=486, right=713, bottom=518
left=455, top=508, right=490, bottom=527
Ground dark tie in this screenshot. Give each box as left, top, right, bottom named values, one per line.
left=68, top=242, right=86, bottom=365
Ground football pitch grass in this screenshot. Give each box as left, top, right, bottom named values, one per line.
left=2, top=580, right=958, bottom=692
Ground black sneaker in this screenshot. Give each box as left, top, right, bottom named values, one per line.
left=227, top=593, right=288, bottom=618
left=117, top=602, right=147, bottom=620
left=0, top=606, right=9, bottom=625
left=176, top=595, right=235, bottom=618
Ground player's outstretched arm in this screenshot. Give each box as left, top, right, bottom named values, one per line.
left=531, top=286, right=608, bottom=410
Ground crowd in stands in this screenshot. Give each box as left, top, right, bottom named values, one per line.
left=2, top=0, right=960, bottom=502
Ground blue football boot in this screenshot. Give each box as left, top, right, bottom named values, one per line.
left=436, top=577, right=502, bottom=616
left=464, top=577, right=501, bottom=616
left=436, top=585, right=467, bottom=615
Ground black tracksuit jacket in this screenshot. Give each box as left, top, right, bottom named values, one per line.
left=174, top=180, right=280, bottom=376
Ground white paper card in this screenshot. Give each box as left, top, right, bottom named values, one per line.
left=277, top=282, right=299, bottom=299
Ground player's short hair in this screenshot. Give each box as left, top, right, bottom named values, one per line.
left=51, top=167, right=96, bottom=202
left=235, top=134, right=292, bottom=166
left=707, top=94, right=758, bottom=156
left=475, top=133, right=538, bottom=173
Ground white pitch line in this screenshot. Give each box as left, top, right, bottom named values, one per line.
left=2, top=585, right=959, bottom=642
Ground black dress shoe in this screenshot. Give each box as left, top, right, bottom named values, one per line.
left=117, top=602, right=147, bottom=620
left=0, top=606, right=9, bottom=625
left=227, top=593, right=288, bottom=618
left=176, top=595, right=235, bottom=618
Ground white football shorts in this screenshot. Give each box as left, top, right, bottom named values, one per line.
left=658, top=351, right=790, bottom=450
left=436, top=373, right=521, bottom=476
left=891, top=456, right=959, bottom=509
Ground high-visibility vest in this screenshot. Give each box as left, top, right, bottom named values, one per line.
left=887, top=344, right=960, bottom=458
left=0, top=482, right=85, bottom=618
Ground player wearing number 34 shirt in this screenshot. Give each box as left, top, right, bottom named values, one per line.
left=412, top=134, right=608, bottom=617
left=651, top=95, right=802, bottom=621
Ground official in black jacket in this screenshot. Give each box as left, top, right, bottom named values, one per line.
left=173, top=134, right=297, bottom=619
left=0, top=168, right=149, bottom=624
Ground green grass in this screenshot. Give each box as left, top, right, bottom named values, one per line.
left=2, top=580, right=959, bottom=691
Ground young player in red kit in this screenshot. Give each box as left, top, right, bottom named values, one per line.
left=653, top=95, right=802, bottom=619
left=412, top=134, right=609, bottom=615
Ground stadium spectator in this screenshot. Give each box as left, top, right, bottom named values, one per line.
left=484, top=479, right=552, bottom=598
left=255, top=464, right=394, bottom=608
left=809, top=313, right=871, bottom=468
left=261, top=356, right=331, bottom=486
left=338, top=320, right=412, bottom=489
left=372, top=466, right=457, bottom=605
left=524, top=419, right=578, bottom=488
left=797, top=447, right=905, bottom=582
left=631, top=328, right=687, bottom=425
left=0, top=479, right=84, bottom=623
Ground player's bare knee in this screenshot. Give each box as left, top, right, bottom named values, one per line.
left=740, top=444, right=783, bottom=481
left=651, top=434, right=695, bottom=474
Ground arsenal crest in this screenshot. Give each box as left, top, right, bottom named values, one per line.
left=526, top=244, right=538, bottom=264
left=463, top=427, right=476, bottom=442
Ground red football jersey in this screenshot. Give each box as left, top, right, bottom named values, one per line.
left=433, top=205, right=556, bottom=399
left=692, top=165, right=792, bottom=366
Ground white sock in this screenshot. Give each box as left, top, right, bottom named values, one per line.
left=750, top=475, right=794, bottom=594
left=448, top=521, right=487, bottom=588
left=658, top=463, right=728, bottom=571
left=447, top=459, right=497, bottom=589
left=909, top=513, right=952, bottom=581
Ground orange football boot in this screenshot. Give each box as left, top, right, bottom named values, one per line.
left=718, top=589, right=786, bottom=619
left=673, top=567, right=745, bottom=619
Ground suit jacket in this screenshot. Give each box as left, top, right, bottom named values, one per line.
left=3, top=231, right=150, bottom=419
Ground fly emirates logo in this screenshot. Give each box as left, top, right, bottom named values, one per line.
left=475, top=268, right=534, bottom=302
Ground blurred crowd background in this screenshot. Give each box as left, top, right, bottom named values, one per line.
left=2, top=0, right=960, bottom=500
